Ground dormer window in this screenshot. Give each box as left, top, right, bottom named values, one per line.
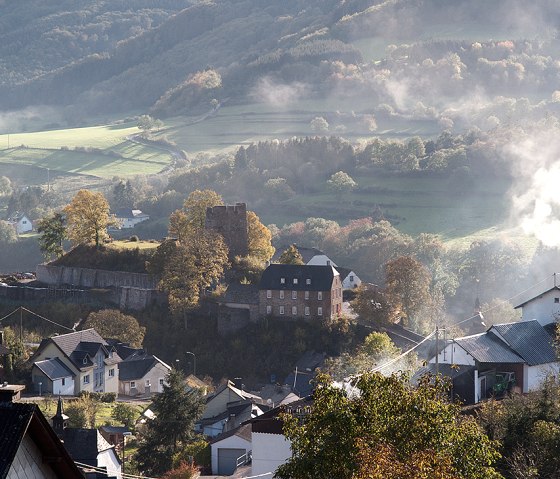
left=83, top=357, right=88, bottom=365
left=293, top=278, right=298, bottom=285
left=306, top=279, right=311, bottom=285
left=281, top=278, right=285, bottom=284
left=327, top=260, right=331, bottom=266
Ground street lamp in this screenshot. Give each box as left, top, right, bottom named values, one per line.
left=185, top=351, right=196, bottom=376
left=122, top=431, right=132, bottom=474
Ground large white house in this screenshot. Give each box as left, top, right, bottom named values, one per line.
left=31, top=329, right=121, bottom=395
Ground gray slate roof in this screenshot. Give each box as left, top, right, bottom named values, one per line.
left=259, top=264, right=338, bottom=291
left=0, top=402, right=35, bottom=477
left=62, top=428, right=114, bottom=466
left=272, top=246, right=325, bottom=264
left=224, top=283, right=260, bottom=305
left=34, top=357, right=74, bottom=380
left=455, top=333, right=525, bottom=364
left=119, top=355, right=170, bottom=381
left=490, top=320, right=557, bottom=366
left=40, top=329, right=121, bottom=371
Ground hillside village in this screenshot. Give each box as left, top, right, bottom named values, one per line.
left=5, top=1, right=560, bottom=477
left=1, top=192, right=560, bottom=478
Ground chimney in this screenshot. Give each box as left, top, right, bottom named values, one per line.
left=0, top=383, right=25, bottom=402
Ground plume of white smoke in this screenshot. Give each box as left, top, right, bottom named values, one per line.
left=506, top=125, right=560, bottom=247
left=250, top=76, right=309, bottom=108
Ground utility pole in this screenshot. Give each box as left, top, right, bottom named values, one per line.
left=435, top=325, right=439, bottom=376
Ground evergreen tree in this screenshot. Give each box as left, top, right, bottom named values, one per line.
left=136, top=369, right=205, bottom=476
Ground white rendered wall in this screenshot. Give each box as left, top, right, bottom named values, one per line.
left=7, top=435, right=58, bottom=479
left=97, top=449, right=122, bottom=479
left=210, top=435, right=251, bottom=475
left=53, top=377, right=74, bottom=396
left=527, top=362, right=560, bottom=391
left=521, top=290, right=560, bottom=325
left=306, top=255, right=337, bottom=267
left=251, top=432, right=292, bottom=479
left=430, top=343, right=475, bottom=366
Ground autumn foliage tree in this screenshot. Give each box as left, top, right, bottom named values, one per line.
left=64, top=190, right=113, bottom=248
left=169, top=189, right=224, bottom=240
left=278, top=244, right=304, bottom=265
left=384, top=255, right=432, bottom=331
left=247, top=210, right=275, bottom=262
left=276, top=373, right=502, bottom=479
left=83, top=309, right=146, bottom=348
left=159, top=230, right=229, bottom=314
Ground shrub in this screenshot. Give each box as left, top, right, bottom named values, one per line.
left=129, top=235, right=139, bottom=242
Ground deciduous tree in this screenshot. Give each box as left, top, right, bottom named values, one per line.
left=278, top=244, right=304, bottom=265
left=37, top=212, right=66, bottom=260
left=327, top=171, right=357, bottom=196
left=0, top=221, right=17, bottom=244
left=276, top=373, right=502, bottom=479
left=159, top=231, right=229, bottom=314
left=136, top=368, right=205, bottom=476
left=83, top=309, right=146, bottom=348
left=350, top=285, right=399, bottom=327
left=169, top=189, right=224, bottom=240
left=384, top=255, right=431, bottom=330
left=0, top=176, right=12, bottom=197
left=64, top=190, right=113, bottom=248
left=247, top=210, right=275, bottom=262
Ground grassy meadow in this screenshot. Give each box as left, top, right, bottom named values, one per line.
left=0, top=123, right=175, bottom=180
left=0, top=105, right=528, bottom=250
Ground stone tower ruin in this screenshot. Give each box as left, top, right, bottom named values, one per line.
left=205, top=202, right=248, bottom=258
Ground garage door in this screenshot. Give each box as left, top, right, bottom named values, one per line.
left=218, top=448, right=246, bottom=475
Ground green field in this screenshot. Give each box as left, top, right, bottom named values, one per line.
left=160, top=101, right=440, bottom=156
left=257, top=172, right=537, bottom=248
left=0, top=123, right=175, bottom=179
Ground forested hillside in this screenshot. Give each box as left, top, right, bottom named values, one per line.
left=4, top=0, right=559, bottom=120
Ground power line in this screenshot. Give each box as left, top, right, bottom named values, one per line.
left=0, top=306, right=75, bottom=332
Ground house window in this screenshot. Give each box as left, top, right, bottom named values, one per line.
left=279, top=306, right=285, bottom=315
left=266, top=305, right=272, bottom=314
left=318, top=291, right=323, bottom=300
left=292, top=306, right=297, bottom=315
left=350, top=275, right=354, bottom=282
left=146, top=380, right=151, bottom=387
left=83, top=358, right=88, bottom=365
left=318, top=307, right=323, bottom=316
left=327, top=260, right=331, bottom=266
left=280, top=290, right=285, bottom=299
left=555, top=298, right=559, bottom=303
left=159, top=378, right=164, bottom=386
left=109, top=368, right=115, bottom=377
left=267, top=290, right=272, bottom=299
left=130, top=381, right=136, bottom=389
left=306, top=279, right=311, bottom=285
left=292, top=290, right=297, bottom=300
left=280, top=278, right=285, bottom=284
left=305, top=291, right=309, bottom=300
left=293, top=278, right=298, bottom=285
left=62, top=378, right=66, bottom=386
left=83, top=374, right=90, bottom=384
left=305, top=307, right=310, bottom=316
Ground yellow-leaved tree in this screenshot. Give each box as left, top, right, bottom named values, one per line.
left=247, top=210, right=275, bottom=262
left=64, top=190, right=113, bottom=248
left=169, top=189, right=224, bottom=241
